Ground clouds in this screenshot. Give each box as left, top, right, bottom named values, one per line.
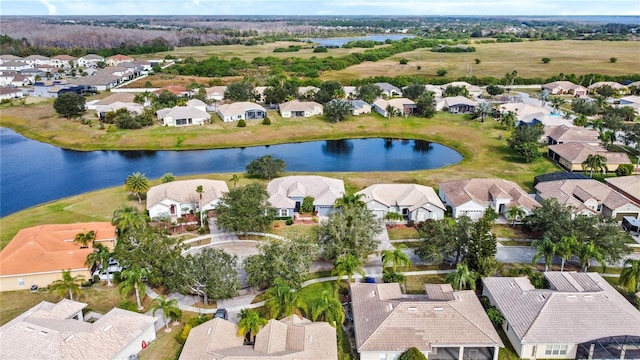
left=2, top=0, right=639, bottom=16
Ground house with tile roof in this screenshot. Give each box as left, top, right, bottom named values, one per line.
left=356, top=184, right=446, bottom=221
left=147, top=179, right=229, bottom=221
left=205, top=85, right=227, bottom=101
left=373, top=98, right=416, bottom=117
left=77, top=54, right=104, bottom=67
left=179, top=315, right=337, bottom=360
left=547, top=143, right=631, bottom=172
left=0, top=86, right=23, bottom=100
left=156, top=105, right=210, bottom=126
left=267, top=175, right=345, bottom=218
left=439, top=178, right=540, bottom=220
left=535, top=179, right=640, bottom=220
left=0, top=54, right=23, bottom=64
left=22, top=54, right=52, bottom=66
left=542, top=81, right=588, bottom=96
left=547, top=125, right=600, bottom=145
left=51, top=54, right=77, bottom=68
left=441, top=81, right=483, bottom=98
left=350, top=99, right=372, bottom=115
left=605, top=175, right=640, bottom=205
left=351, top=282, right=503, bottom=360
left=106, top=54, right=135, bottom=67
left=375, top=82, right=402, bottom=98
left=0, top=223, right=116, bottom=292
left=436, top=96, right=478, bottom=114
left=217, top=101, right=267, bottom=122
left=278, top=100, right=323, bottom=117
left=482, top=272, right=640, bottom=360
left=588, top=81, right=629, bottom=95
left=0, top=299, right=156, bottom=360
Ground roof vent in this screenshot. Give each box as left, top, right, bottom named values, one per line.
left=103, top=325, right=112, bottom=332
left=433, top=307, right=443, bottom=312
left=566, top=295, right=577, bottom=300
left=538, top=294, right=545, bottom=301
left=308, top=335, right=313, bottom=343
left=207, top=328, right=212, bottom=335
left=408, top=307, right=418, bottom=312
left=38, top=331, right=48, bottom=336
left=387, top=304, right=393, bottom=311
left=64, top=335, right=75, bottom=343
left=370, top=291, right=376, bottom=297
left=25, top=327, right=35, bottom=332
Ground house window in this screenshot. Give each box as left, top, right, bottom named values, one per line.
left=378, top=354, right=387, bottom=360
left=545, top=345, right=567, bottom=356
left=18, top=277, right=25, bottom=286
left=279, top=209, right=288, bottom=217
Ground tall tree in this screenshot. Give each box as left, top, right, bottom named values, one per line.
left=85, top=244, right=113, bottom=286
left=382, top=245, right=411, bottom=272
left=445, top=264, right=477, bottom=290
left=314, top=81, right=344, bottom=104
left=119, top=267, right=149, bottom=310
left=524, top=198, right=574, bottom=241
left=415, top=91, right=436, bottom=118
left=332, top=253, right=366, bottom=284
left=161, top=173, right=176, bottom=183
left=73, top=229, right=95, bottom=249
left=265, top=278, right=300, bottom=319
left=402, top=83, right=426, bottom=100
left=152, top=296, right=180, bottom=332
left=215, top=183, right=276, bottom=235
left=415, top=216, right=472, bottom=265
left=124, top=172, right=149, bottom=204
left=557, top=236, right=578, bottom=272
left=333, top=193, right=366, bottom=209
left=465, top=214, right=497, bottom=273
left=507, top=206, right=526, bottom=226
left=575, top=241, right=605, bottom=272
left=229, top=174, right=240, bottom=189
left=500, top=110, right=517, bottom=130
left=195, top=185, right=205, bottom=226
left=549, top=96, right=566, bottom=113
left=53, top=92, right=86, bottom=119
left=318, top=205, right=381, bottom=261
left=49, top=270, right=84, bottom=300
left=224, top=80, right=255, bottom=102
left=306, top=289, right=345, bottom=327
left=245, top=155, right=286, bottom=180
left=532, top=237, right=557, bottom=271
left=324, top=99, right=352, bottom=123
left=356, top=83, right=383, bottom=104
left=476, top=102, right=493, bottom=123
left=537, top=90, right=550, bottom=106
left=237, top=309, right=267, bottom=344
left=581, top=154, right=608, bottom=178
left=619, top=259, right=640, bottom=293
left=111, top=204, right=148, bottom=237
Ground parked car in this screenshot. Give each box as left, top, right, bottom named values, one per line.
left=363, top=276, right=376, bottom=284
left=214, top=308, right=228, bottom=320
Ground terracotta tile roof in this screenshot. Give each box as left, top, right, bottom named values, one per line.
left=267, top=176, right=345, bottom=209
left=206, top=85, right=227, bottom=96
left=483, top=272, right=640, bottom=344
left=147, top=179, right=229, bottom=209
left=107, top=54, right=134, bottom=61
left=548, top=125, right=600, bottom=143
left=542, top=81, right=587, bottom=92
left=0, top=223, right=116, bottom=276
left=350, top=283, right=503, bottom=353
left=548, top=143, right=631, bottom=164
left=536, top=179, right=640, bottom=214
left=439, top=178, right=540, bottom=211
left=356, top=183, right=446, bottom=211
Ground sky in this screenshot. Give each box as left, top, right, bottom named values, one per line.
left=0, top=0, right=639, bottom=16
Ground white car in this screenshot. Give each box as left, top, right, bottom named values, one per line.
left=92, top=259, right=122, bottom=280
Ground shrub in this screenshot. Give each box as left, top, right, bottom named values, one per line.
left=176, top=324, right=191, bottom=344
left=399, top=58, right=409, bottom=65
left=416, top=65, right=421, bottom=70
left=398, top=347, right=427, bottom=360
left=106, top=125, right=117, bottom=132
left=262, top=117, right=271, bottom=125
left=382, top=270, right=405, bottom=284
left=615, top=164, right=634, bottom=176
left=610, top=57, right=618, bottom=63
left=475, top=58, right=481, bottom=64
left=237, top=119, right=247, bottom=127
left=198, top=227, right=207, bottom=235
left=285, top=218, right=294, bottom=225
left=118, top=299, right=138, bottom=312
left=487, top=307, right=504, bottom=326
left=436, top=68, right=448, bottom=77
left=313, top=46, right=328, bottom=53
left=407, top=219, right=415, bottom=228
left=541, top=57, right=551, bottom=64
left=529, top=272, right=549, bottom=289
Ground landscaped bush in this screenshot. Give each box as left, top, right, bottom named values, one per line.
left=118, top=299, right=138, bottom=312
left=262, top=117, right=271, bottom=125
left=285, top=218, right=294, bottom=225
left=487, top=307, right=504, bottom=326
left=436, top=68, right=448, bottom=77
left=312, top=46, right=328, bottom=53
left=237, top=119, right=247, bottom=127
left=615, top=164, right=634, bottom=176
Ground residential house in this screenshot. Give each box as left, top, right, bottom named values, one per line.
left=482, top=272, right=640, bottom=360
left=254, top=86, right=267, bottom=102
left=179, top=315, right=337, bottom=360
left=157, top=105, right=210, bottom=126
left=547, top=125, right=600, bottom=145
left=106, top=54, right=134, bottom=67
left=0, top=86, right=23, bottom=100
left=436, top=96, right=478, bottom=114
left=279, top=100, right=323, bottom=117
left=0, top=60, right=34, bottom=72
left=618, top=95, right=640, bottom=114
left=0, top=299, right=156, bottom=360
left=297, top=86, right=319, bottom=98
left=439, top=178, right=540, bottom=220
left=375, top=82, right=402, bottom=97
left=186, top=98, right=207, bottom=112
left=267, top=175, right=345, bottom=218
left=351, top=283, right=503, bottom=360
left=22, top=55, right=51, bottom=66
left=154, top=85, right=190, bottom=97
left=441, top=81, right=483, bottom=98
left=372, top=98, right=416, bottom=117
left=424, top=84, right=443, bottom=97
left=69, top=71, right=118, bottom=91
left=217, top=101, right=267, bottom=122
left=350, top=99, right=372, bottom=115
left=535, top=179, right=640, bottom=220
left=499, top=103, right=568, bottom=128
left=205, top=86, right=227, bottom=101
left=0, top=54, right=23, bottom=64
left=542, top=81, right=588, bottom=96
left=77, top=54, right=104, bottom=67
left=356, top=183, right=446, bottom=221
left=146, top=179, right=229, bottom=221
left=4, top=73, right=35, bottom=87
left=343, top=85, right=358, bottom=99
left=588, top=81, right=628, bottom=95
left=30, top=81, right=85, bottom=98
left=547, top=143, right=630, bottom=172
left=605, top=175, right=640, bottom=206
left=51, top=54, right=77, bottom=68
left=90, top=92, right=143, bottom=120
left=0, top=223, right=116, bottom=292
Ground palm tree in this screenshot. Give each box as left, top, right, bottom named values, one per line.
left=85, top=244, right=113, bottom=286
left=73, top=229, right=96, bottom=248
left=573, top=114, right=588, bottom=127
left=557, top=236, right=578, bottom=272
left=151, top=296, right=180, bottom=332
left=507, top=206, right=526, bottom=226
left=307, top=289, right=345, bottom=327
left=532, top=237, right=557, bottom=271
left=332, top=254, right=365, bottom=284
left=111, top=204, right=147, bottom=236
left=195, top=185, right=204, bottom=226
left=265, top=278, right=299, bottom=319
left=537, top=89, right=550, bottom=106
left=161, top=173, right=175, bottom=183
left=49, top=270, right=84, bottom=300
left=599, top=130, right=616, bottom=148
left=385, top=104, right=397, bottom=119
left=445, top=264, right=477, bottom=290
left=381, top=245, right=411, bottom=272
left=229, top=174, right=240, bottom=189
left=550, top=96, right=566, bottom=114
left=237, top=309, right=267, bottom=344
left=588, top=118, right=605, bottom=133
left=333, top=193, right=365, bottom=209
left=124, top=172, right=149, bottom=204
left=476, top=102, right=493, bottom=123
left=619, top=259, right=640, bottom=293
left=576, top=241, right=605, bottom=272
left=119, top=267, right=149, bottom=310
left=500, top=111, right=517, bottom=130
left=581, top=154, right=608, bottom=178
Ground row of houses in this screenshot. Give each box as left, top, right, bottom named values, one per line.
left=0, top=53, right=139, bottom=68
left=542, top=80, right=640, bottom=97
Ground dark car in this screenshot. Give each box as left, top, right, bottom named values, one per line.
left=214, top=308, right=228, bottom=320
left=363, top=276, right=376, bottom=284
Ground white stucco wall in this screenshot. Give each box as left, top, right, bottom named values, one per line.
left=112, top=323, right=157, bottom=360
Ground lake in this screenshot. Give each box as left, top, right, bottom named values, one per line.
left=305, top=34, right=415, bottom=47
left=0, top=128, right=462, bottom=216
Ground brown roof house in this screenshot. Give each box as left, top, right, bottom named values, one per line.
left=356, top=183, right=446, bottom=222
left=547, top=143, right=631, bottom=172
left=547, top=125, right=600, bottom=145
left=0, top=299, right=156, bottom=360
left=178, top=315, right=337, bottom=360
left=438, top=178, right=540, bottom=221
left=542, top=81, right=588, bottom=96
left=535, top=179, right=640, bottom=220
left=605, top=175, right=640, bottom=205
left=278, top=100, right=323, bottom=118
left=435, top=96, right=478, bottom=114
left=351, top=282, right=503, bottom=360
left=0, top=223, right=116, bottom=292
left=482, top=272, right=640, bottom=360
left=147, top=179, right=229, bottom=221
left=373, top=98, right=417, bottom=117
left=267, top=175, right=345, bottom=218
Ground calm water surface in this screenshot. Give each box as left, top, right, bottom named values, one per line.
left=0, top=127, right=462, bottom=216
left=306, top=34, right=414, bottom=47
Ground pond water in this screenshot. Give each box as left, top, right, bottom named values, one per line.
left=0, top=127, right=462, bottom=216
left=306, top=34, right=415, bottom=47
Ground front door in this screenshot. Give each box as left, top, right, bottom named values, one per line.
left=294, top=201, right=301, bottom=212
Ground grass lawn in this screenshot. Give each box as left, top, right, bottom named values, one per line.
left=393, top=241, right=421, bottom=249
left=405, top=274, right=447, bottom=293
left=492, top=224, right=536, bottom=239
left=268, top=221, right=319, bottom=239
left=496, top=325, right=521, bottom=360
left=387, top=226, right=419, bottom=240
